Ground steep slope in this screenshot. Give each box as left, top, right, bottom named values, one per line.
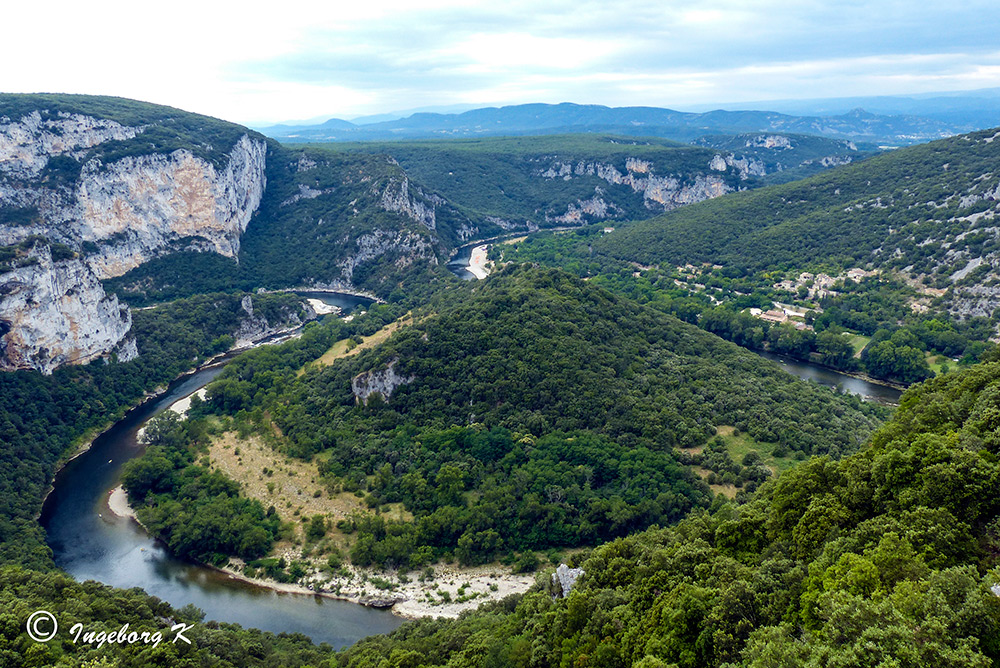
left=330, top=135, right=749, bottom=228
left=599, top=126, right=1000, bottom=320
left=0, top=95, right=478, bottom=370
left=338, top=359, right=1000, bottom=668
left=0, top=95, right=267, bottom=371
left=103, top=145, right=482, bottom=303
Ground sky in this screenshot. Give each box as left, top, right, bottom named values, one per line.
left=3, top=0, right=1000, bottom=125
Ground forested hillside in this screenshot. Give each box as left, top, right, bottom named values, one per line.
left=324, top=133, right=868, bottom=228
left=118, top=267, right=884, bottom=576
left=337, top=358, right=1000, bottom=667
left=598, top=126, right=1000, bottom=320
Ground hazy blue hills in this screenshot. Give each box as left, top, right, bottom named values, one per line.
left=257, top=101, right=959, bottom=145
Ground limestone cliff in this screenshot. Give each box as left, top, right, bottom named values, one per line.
left=78, top=134, right=266, bottom=278
left=540, top=158, right=733, bottom=223
left=351, top=359, right=414, bottom=404
left=0, top=106, right=267, bottom=373
left=0, top=246, right=131, bottom=373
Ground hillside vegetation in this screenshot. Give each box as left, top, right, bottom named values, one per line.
left=337, top=359, right=1000, bottom=667
left=598, top=127, right=1000, bottom=320
left=121, top=268, right=885, bottom=577
left=323, top=133, right=868, bottom=228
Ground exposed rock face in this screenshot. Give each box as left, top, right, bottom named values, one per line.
left=0, top=110, right=140, bottom=178
left=339, top=228, right=438, bottom=283
left=0, top=246, right=131, bottom=373
left=77, top=134, right=267, bottom=278
left=232, top=295, right=309, bottom=348
left=540, top=159, right=733, bottom=221
left=351, top=359, right=414, bottom=404
left=0, top=108, right=268, bottom=373
left=710, top=153, right=768, bottom=179
left=380, top=177, right=438, bottom=230
left=551, top=564, right=584, bottom=598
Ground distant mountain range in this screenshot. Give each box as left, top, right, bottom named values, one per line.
left=698, top=87, right=1000, bottom=129
left=256, top=101, right=970, bottom=146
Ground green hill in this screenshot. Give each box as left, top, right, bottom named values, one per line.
left=337, top=358, right=1000, bottom=667
left=137, top=267, right=887, bottom=570
left=598, top=127, right=1000, bottom=320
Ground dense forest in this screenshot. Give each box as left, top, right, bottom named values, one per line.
left=115, top=267, right=887, bottom=573
left=0, top=292, right=305, bottom=569
left=335, top=359, right=1000, bottom=667
left=496, top=224, right=999, bottom=384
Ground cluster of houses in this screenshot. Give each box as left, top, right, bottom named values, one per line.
left=747, top=304, right=813, bottom=330
left=772, top=268, right=875, bottom=300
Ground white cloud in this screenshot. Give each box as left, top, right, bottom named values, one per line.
left=1, top=0, right=998, bottom=124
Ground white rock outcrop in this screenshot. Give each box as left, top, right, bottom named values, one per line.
left=551, top=564, right=584, bottom=598
left=351, top=359, right=414, bottom=404
left=379, top=177, right=438, bottom=230
left=540, top=159, right=733, bottom=216
left=0, top=109, right=268, bottom=373
left=0, top=246, right=131, bottom=373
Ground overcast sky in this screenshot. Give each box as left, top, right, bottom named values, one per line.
left=3, top=0, right=999, bottom=125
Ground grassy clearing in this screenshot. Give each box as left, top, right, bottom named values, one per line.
left=927, top=353, right=955, bottom=375
left=845, top=333, right=871, bottom=358
left=298, top=313, right=415, bottom=376
left=714, top=425, right=801, bottom=474
left=692, top=466, right=738, bottom=498
left=207, top=432, right=376, bottom=550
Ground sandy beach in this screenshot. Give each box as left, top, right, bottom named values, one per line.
left=212, top=557, right=537, bottom=619
left=305, top=298, right=341, bottom=316
left=467, top=244, right=491, bottom=279
left=107, top=485, right=137, bottom=520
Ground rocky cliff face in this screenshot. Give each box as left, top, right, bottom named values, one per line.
left=78, top=134, right=266, bottom=278
left=0, top=246, right=132, bottom=373
left=232, top=294, right=311, bottom=347
left=540, top=158, right=734, bottom=223
left=0, top=107, right=267, bottom=373
left=351, top=359, right=414, bottom=404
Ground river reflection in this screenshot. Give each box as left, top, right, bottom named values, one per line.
left=756, top=351, right=903, bottom=405
left=41, top=316, right=402, bottom=649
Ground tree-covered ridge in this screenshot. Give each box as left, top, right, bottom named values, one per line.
left=0, top=292, right=305, bottom=569
left=596, top=126, right=1000, bottom=319
left=216, top=267, right=884, bottom=459
left=337, top=360, right=1000, bottom=668
left=323, top=134, right=754, bottom=227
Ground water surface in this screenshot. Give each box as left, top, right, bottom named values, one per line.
left=42, top=320, right=403, bottom=649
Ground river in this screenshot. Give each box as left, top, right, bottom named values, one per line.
left=40, top=294, right=402, bottom=650
left=756, top=351, right=903, bottom=405
left=445, top=242, right=903, bottom=405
